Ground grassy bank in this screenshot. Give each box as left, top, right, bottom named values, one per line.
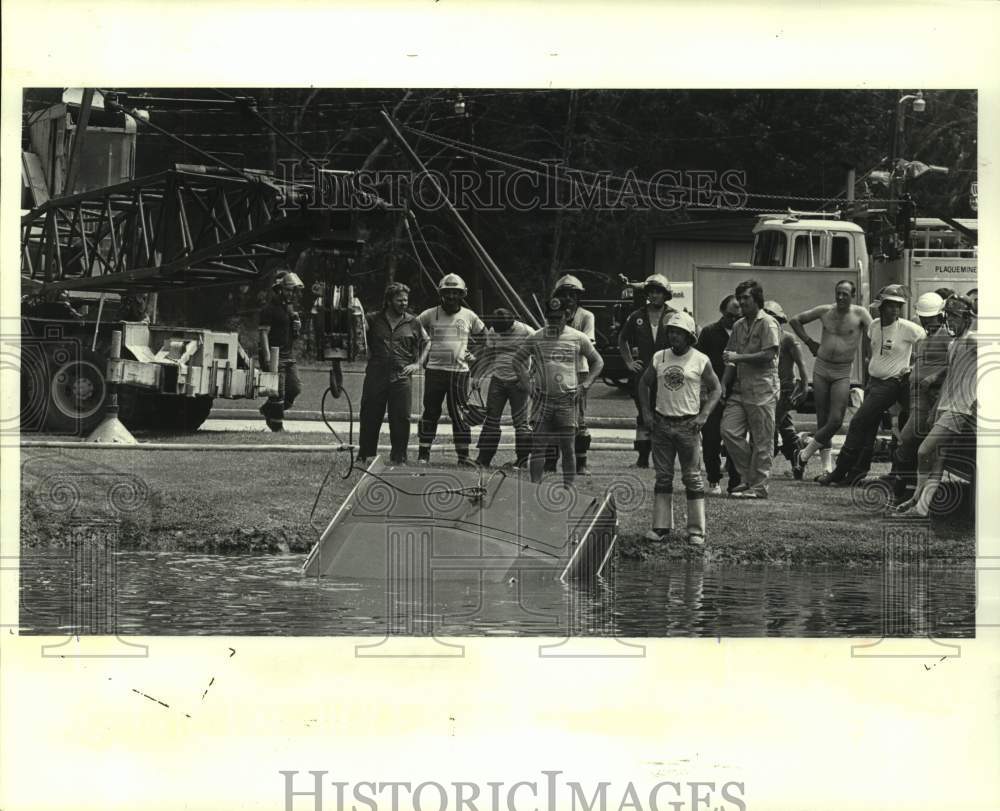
left=19, top=445, right=974, bottom=566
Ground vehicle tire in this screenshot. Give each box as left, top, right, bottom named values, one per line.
left=42, top=347, right=108, bottom=435
left=176, top=396, right=214, bottom=431
left=146, top=394, right=214, bottom=432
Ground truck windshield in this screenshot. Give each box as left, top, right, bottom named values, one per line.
left=751, top=230, right=786, bottom=266
left=792, top=233, right=822, bottom=267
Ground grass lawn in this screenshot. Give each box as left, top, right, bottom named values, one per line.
left=20, top=443, right=975, bottom=566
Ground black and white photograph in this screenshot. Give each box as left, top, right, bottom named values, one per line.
left=3, top=4, right=999, bottom=811
left=17, top=85, right=979, bottom=637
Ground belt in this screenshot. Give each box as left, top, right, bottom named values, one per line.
left=655, top=412, right=697, bottom=420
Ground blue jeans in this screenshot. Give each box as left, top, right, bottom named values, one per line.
left=651, top=413, right=705, bottom=497
left=476, top=377, right=532, bottom=465
left=530, top=393, right=577, bottom=485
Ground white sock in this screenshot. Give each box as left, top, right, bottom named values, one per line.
left=800, top=439, right=821, bottom=462
left=820, top=448, right=833, bottom=472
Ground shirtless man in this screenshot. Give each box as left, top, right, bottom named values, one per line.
left=789, top=280, right=872, bottom=477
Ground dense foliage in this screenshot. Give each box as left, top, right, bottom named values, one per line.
left=23, top=88, right=977, bottom=327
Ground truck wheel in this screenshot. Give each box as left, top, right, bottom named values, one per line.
left=43, top=347, right=108, bottom=435
left=19, top=345, right=49, bottom=432
left=146, top=394, right=214, bottom=432
left=177, top=396, right=214, bottom=431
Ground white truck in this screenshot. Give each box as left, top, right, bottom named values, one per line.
left=687, top=212, right=977, bottom=381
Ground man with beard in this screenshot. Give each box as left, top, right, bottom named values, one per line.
left=618, top=274, right=677, bottom=468
left=819, top=284, right=925, bottom=486
left=416, top=274, right=486, bottom=466
left=357, top=282, right=429, bottom=465
left=789, top=280, right=872, bottom=478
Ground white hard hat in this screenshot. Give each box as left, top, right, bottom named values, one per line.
left=763, top=300, right=787, bottom=322
left=553, top=274, right=585, bottom=294
left=273, top=270, right=304, bottom=289
left=914, top=291, right=945, bottom=317
left=665, top=310, right=697, bottom=340
left=438, top=273, right=468, bottom=294
left=643, top=274, right=672, bottom=294
left=878, top=284, right=908, bottom=305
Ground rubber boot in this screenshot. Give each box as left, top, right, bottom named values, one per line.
left=635, top=440, right=651, bottom=469
left=644, top=491, right=673, bottom=541
left=686, top=495, right=707, bottom=546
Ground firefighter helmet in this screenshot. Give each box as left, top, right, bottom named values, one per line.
left=878, top=284, right=908, bottom=305
left=914, top=292, right=945, bottom=317
left=438, top=273, right=468, bottom=294
left=273, top=270, right=304, bottom=290
left=643, top=274, right=672, bottom=295
left=553, top=274, right=585, bottom=295
left=763, top=300, right=787, bottom=323
left=665, top=311, right=697, bottom=341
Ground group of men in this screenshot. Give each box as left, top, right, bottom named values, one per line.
left=259, top=264, right=978, bottom=539
left=617, top=273, right=978, bottom=541
left=352, top=271, right=603, bottom=487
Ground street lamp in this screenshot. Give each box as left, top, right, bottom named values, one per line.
left=887, top=91, right=927, bottom=255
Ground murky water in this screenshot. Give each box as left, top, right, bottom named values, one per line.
left=18, top=551, right=974, bottom=637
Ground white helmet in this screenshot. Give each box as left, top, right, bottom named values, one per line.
left=273, top=270, right=304, bottom=290
left=438, top=273, right=468, bottom=294
left=643, top=274, right=672, bottom=295
left=914, top=291, right=945, bottom=317
left=553, top=274, right=585, bottom=294
left=665, top=310, right=697, bottom=340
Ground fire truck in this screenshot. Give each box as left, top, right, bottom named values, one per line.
left=20, top=90, right=365, bottom=435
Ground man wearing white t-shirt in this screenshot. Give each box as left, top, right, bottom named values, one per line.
left=638, top=311, right=721, bottom=545
left=820, top=284, right=926, bottom=486
left=416, top=274, right=486, bottom=465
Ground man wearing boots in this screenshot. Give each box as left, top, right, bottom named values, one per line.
left=618, top=274, right=677, bottom=468
left=696, top=295, right=742, bottom=495
left=474, top=308, right=535, bottom=468
left=416, top=273, right=486, bottom=466
left=258, top=270, right=305, bottom=432
left=638, top=311, right=721, bottom=545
